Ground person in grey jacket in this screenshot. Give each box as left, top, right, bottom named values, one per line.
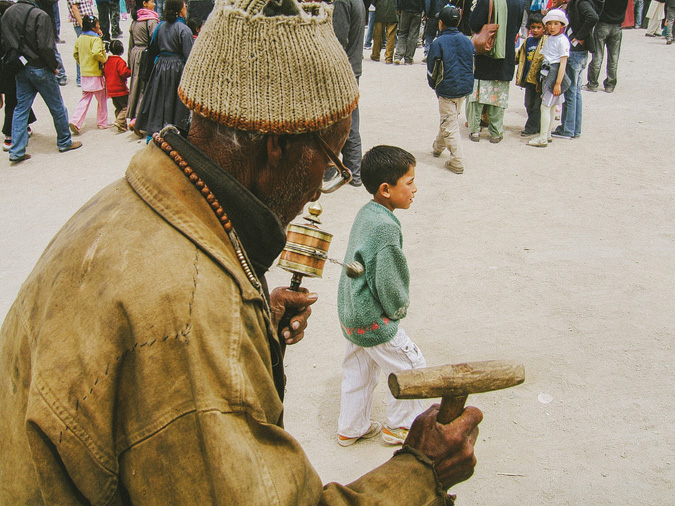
left=331, top=0, right=365, bottom=186
left=0, top=0, right=81, bottom=162
left=394, top=0, right=424, bottom=63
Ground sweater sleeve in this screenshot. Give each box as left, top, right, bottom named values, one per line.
left=371, top=244, right=410, bottom=321
left=93, top=37, right=108, bottom=64
left=332, top=0, right=351, bottom=49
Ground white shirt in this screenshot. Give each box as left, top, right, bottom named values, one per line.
left=541, top=33, right=570, bottom=64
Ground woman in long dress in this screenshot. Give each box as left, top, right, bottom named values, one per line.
left=135, top=0, right=193, bottom=137
left=127, top=0, right=159, bottom=127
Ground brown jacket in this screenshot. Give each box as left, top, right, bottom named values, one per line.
left=0, top=140, right=447, bottom=505
left=516, top=35, right=546, bottom=90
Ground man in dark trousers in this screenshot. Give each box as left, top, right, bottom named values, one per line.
left=332, top=0, right=365, bottom=186
left=584, top=0, right=628, bottom=93
left=0, top=0, right=82, bottom=162
left=551, top=0, right=598, bottom=139
left=394, top=0, right=425, bottom=63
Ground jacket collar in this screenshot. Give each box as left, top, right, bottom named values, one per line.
left=126, top=135, right=287, bottom=300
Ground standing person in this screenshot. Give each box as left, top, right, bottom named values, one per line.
left=332, top=0, right=365, bottom=186
left=104, top=39, right=131, bottom=130
left=644, top=0, right=665, bottom=34
left=126, top=0, right=159, bottom=127
left=428, top=5, right=475, bottom=174
left=515, top=11, right=546, bottom=137
left=584, top=0, right=628, bottom=93
left=364, top=0, right=376, bottom=49
left=551, top=0, right=597, bottom=139
left=337, top=146, right=427, bottom=446
left=527, top=8, right=571, bottom=147
left=665, top=0, right=674, bottom=43
left=393, top=0, right=424, bottom=63
left=467, top=0, right=525, bottom=143
left=69, top=14, right=109, bottom=132
left=0, top=0, right=81, bottom=162
left=422, top=0, right=446, bottom=62
left=96, top=0, right=122, bottom=40
left=0, top=0, right=483, bottom=502
left=67, top=0, right=96, bottom=86
left=135, top=0, right=193, bottom=137
left=0, top=0, right=37, bottom=152
left=371, top=0, right=398, bottom=63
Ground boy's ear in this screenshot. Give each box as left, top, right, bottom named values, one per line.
left=378, top=182, right=390, bottom=198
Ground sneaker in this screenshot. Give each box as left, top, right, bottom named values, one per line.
left=57, top=78, right=67, bottom=86
left=56, top=38, right=66, bottom=44
left=9, top=153, right=31, bottom=163
left=527, top=137, right=548, bottom=148
left=489, top=134, right=503, bottom=144
left=349, top=179, right=363, bottom=187
left=432, top=149, right=443, bottom=157
left=59, top=140, right=83, bottom=153
left=27, top=126, right=32, bottom=137
left=338, top=421, right=382, bottom=447
left=582, top=84, right=597, bottom=92
left=3, top=138, right=11, bottom=151
left=444, top=160, right=463, bottom=174
left=604, top=87, right=614, bottom=93
left=382, top=426, right=408, bottom=445
left=551, top=132, right=572, bottom=140
left=364, top=44, right=372, bottom=50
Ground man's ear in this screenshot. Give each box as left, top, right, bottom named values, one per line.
left=266, top=134, right=284, bottom=169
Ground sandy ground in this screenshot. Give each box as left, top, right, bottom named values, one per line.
left=1, top=7, right=674, bottom=504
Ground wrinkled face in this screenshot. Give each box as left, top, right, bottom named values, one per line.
left=387, top=165, right=417, bottom=211
left=530, top=22, right=545, bottom=38
left=546, top=20, right=564, bottom=36
left=256, top=117, right=351, bottom=227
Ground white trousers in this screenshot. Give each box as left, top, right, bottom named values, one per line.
left=338, top=328, right=427, bottom=437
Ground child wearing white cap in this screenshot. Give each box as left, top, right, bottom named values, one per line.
left=528, top=8, right=572, bottom=148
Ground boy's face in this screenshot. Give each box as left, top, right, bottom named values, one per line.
left=385, top=165, right=417, bottom=211
left=546, top=20, right=564, bottom=36
left=530, top=22, right=545, bottom=38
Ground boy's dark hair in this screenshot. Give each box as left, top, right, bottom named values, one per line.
left=527, top=11, right=544, bottom=27
left=109, top=39, right=124, bottom=55
left=187, top=17, right=203, bottom=36
left=82, top=14, right=98, bottom=32
left=438, top=5, right=461, bottom=28
left=361, top=145, right=416, bottom=195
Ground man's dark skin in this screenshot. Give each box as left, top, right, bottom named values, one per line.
left=187, top=113, right=483, bottom=491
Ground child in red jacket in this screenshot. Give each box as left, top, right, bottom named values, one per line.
left=104, top=40, right=132, bottom=132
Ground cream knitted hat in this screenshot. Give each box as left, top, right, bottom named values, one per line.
left=179, top=0, right=359, bottom=134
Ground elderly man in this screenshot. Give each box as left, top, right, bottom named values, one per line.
left=0, top=0, right=482, bottom=503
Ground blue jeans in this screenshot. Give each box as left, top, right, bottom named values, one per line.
left=557, top=50, right=588, bottom=137
left=634, top=0, right=644, bottom=27
left=587, top=22, right=622, bottom=90
left=365, top=10, right=375, bottom=47
left=11, top=66, right=72, bottom=159
left=73, top=24, right=82, bottom=84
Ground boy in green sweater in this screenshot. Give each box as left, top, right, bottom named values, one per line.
left=337, top=145, right=427, bottom=447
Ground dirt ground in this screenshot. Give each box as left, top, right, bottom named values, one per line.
left=0, top=8, right=673, bottom=504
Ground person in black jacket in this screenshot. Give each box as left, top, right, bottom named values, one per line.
left=551, top=0, right=598, bottom=139
left=467, top=0, right=525, bottom=143
left=584, top=0, right=628, bottom=93
left=0, top=0, right=81, bottom=162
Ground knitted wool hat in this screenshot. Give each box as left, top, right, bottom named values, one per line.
left=543, top=8, right=568, bottom=26
left=179, top=0, right=360, bottom=134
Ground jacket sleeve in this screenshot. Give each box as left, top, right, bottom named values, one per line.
left=180, top=24, right=194, bottom=60
left=332, top=0, right=351, bottom=49
left=119, top=58, right=131, bottom=79
left=426, top=39, right=442, bottom=89
left=573, top=0, right=599, bottom=42
left=371, top=244, right=410, bottom=321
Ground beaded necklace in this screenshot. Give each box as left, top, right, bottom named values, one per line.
left=152, top=127, right=268, bottom=305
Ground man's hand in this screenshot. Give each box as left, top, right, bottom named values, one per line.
left=404, top=404, right=483, bottom=490
left=269, top=287, right=318, bottom=345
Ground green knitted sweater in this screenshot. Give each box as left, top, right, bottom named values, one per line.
left=338, top=200, right=410, bottom=347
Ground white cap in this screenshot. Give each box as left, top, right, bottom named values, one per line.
left=543, top=8, right=568, bottom=26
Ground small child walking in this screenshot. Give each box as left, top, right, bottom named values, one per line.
left=516, top=11, right=546, bottom=137
left=337, top=146, right=427, bottom=447
left=427, top=5, right=475, bottom=175
left=528, top=9, right=571, bottom=148
left=104, top=40, right=132, bottom=131
left=70, top=15, right=109, bottom=133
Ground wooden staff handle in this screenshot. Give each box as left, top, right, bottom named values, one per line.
left=437, top=395, right=468, bottom=425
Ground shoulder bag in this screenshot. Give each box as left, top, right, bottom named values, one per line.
left=1, top=6, right=36, bottom=76
left=472, top=0, right=499, bottom=56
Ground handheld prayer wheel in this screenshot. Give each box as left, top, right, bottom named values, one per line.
left=278, top=203, right=333, bottom=291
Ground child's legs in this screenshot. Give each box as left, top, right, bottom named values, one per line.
left=434, top=96, right=465, bottom=168
left=94, top=89, right=109, bottom=127
left=70, top=92, right=95, bottom=128
left=364, top=327, right=427, bottom=430
left=338, top=342, right=380, bottom=437
left=523, top=84, right=541, bottom=133
left=112, top=95, right=128, bottom=122
left=538, top=104, right=553, bottom=140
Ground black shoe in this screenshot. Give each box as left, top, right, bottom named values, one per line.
left=349, top=180, right=363, bottom=187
